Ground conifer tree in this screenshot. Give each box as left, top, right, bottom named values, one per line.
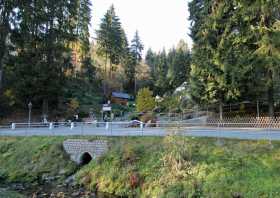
left=0, top=0, right=17, bottom=93
left=189, top=0, right=280, bottom=117
left=129, top=30, right=144, bottom=95
left=77, top=0, right=95, bottom=82
left=96, top=5, right=124, bottom=78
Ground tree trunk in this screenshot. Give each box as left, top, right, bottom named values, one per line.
left=42, top=99, right=49, bottom=117
left=0, top=29, right=8, bottom=95
left=105, top=53, right=108, bottom=78
left=134, top=75, right=137, bottom=96
left=0, top=64, right=3, bottom=94
left=256, top=100, right=260, bottom=118
left=109, top=61, right=112, bottom=79
left=268, top=86, right=274, bottom=118
left=103, top=53, right=108, bottom=95
left=268, top=70, right=274, bottom=118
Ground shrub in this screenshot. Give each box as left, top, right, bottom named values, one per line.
left=136, top=88, right=155, bottom=113
left=140, top=113, right=157, bottom=125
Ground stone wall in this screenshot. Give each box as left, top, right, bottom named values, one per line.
left=63, top=139, right=108, bottom=164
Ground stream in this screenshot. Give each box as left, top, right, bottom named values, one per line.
left=0, top=183, right=118, bottom=198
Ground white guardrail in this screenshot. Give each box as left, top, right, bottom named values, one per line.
left=0, top=120, right=279, bottom=137
left=1, top=120, right=280, bottom=130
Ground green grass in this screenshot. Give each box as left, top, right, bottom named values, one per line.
left=1, top=136, right=280, bottom=197
left=0, top=136, right=77, bottom=184
left=77, top=136, right=280, bottom=198
left=0, top=190, right=26, bottom=198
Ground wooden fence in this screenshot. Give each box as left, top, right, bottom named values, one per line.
left=207, top=117, right=280, bottom=128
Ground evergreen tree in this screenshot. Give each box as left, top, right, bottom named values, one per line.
left=167, top=40, right=191, bottom=90
left=145, top=48, right=157, bottom=88
left=96, top=5, right=124, bottom=78
left=131, top=30, right=144, bottom=63
left=189, top=0, right=280, bottom=118
left=0, top=0, right=17, bottom=93
left=7, top=0, right=78, bottom=111
left=129, top=30, right=144, bottom=95
left=252, top=1, right=280, bottom=116
left=77, top=0, right=95, bottom=82
left=145, top=41, right=191, bottom=96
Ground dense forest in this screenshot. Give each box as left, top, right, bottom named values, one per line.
left=189, top=0, right=280, bottom=117
left=1, top=0, right=280, bottom=120
left=0, top=0, right=99, bottom=119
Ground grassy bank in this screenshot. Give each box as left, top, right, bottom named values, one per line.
left=1, top=136, right=280, bottom=197
left=0, top=137, right=77, bottom=184
left=0, top=190, right=25, bottom=198
left=77, top=136, right=280, bottom=198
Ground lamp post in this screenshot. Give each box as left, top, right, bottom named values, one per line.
left=28, top=102, right=32, bottom=127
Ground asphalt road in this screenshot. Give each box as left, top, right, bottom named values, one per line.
left=1, top=125, right=280, bottom=140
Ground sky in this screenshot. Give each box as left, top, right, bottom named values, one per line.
left=90, top=0, right=192, bottom=54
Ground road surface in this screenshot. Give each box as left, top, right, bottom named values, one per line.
left=1, top=125, right=280, bottom=140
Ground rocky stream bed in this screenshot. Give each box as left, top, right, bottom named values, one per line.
left=0, top=183, right=117, bottom=198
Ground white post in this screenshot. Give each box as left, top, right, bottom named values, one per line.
left=49, top=122, right=53, bottom=130
left=106, top=122, right=109, bottom=130
left=140, top=122, right=144, bottom=136
left=11, top=123, right=16, bottom=130
left=70, top=122, right=74, bottom=130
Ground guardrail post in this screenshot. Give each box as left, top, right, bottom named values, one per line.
left=140, top=122, right=144, bottom=136
left=70, top=122, right=74, bottom=130
left=140, top=122, right=144, bottom=130
left=106, top=122, right=109, bottom=130
left=49, top=122, right=53, bottom=130
left=11, top=123, right=16, bottom=130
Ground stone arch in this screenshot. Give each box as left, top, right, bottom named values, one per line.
left=80, top=152, right=93, bottom=165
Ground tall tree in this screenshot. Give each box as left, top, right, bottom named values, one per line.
left=145, top=41, right=191, bottom=96
left=252, top=1, right=280, bottom=117
left=130, top=30, right=144, bottom=95
left=0, top=0, right=17, bottom=93
left=96, top=5, right=124, bottom=78
left=131, top=30, right=144, bottom=64
left=189, top=0, right=280, bottom=118
left=77, top=0, right=95, bottom=82
left=167, top=40, right=191, bottom=90
left=8, top=0, right=78, bottom=111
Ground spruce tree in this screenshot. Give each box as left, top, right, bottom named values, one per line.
left=0, top=0, right=17, bottom=93
left=189, top=0, right=280, bottom=117
left=77, top=0, right=95, bottom=82
left=130, top=30, right=144, bottom=94
left=96, top=5, right=124, bottom=78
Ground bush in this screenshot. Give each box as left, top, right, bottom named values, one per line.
left=140, top=113, right=157, bottom=125
left=136, top=88, right=155, bottom=113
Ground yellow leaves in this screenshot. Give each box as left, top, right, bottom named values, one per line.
left=136, top=88, right=155, bottom=113
left=273, top=20, right=280, bottom=30
left=3, top=89, right=16, bottom=106
left=68, top=98, right=79, bottom=112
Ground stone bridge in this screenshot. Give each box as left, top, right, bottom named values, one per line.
left=63, top=139, right=108, bottom=165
